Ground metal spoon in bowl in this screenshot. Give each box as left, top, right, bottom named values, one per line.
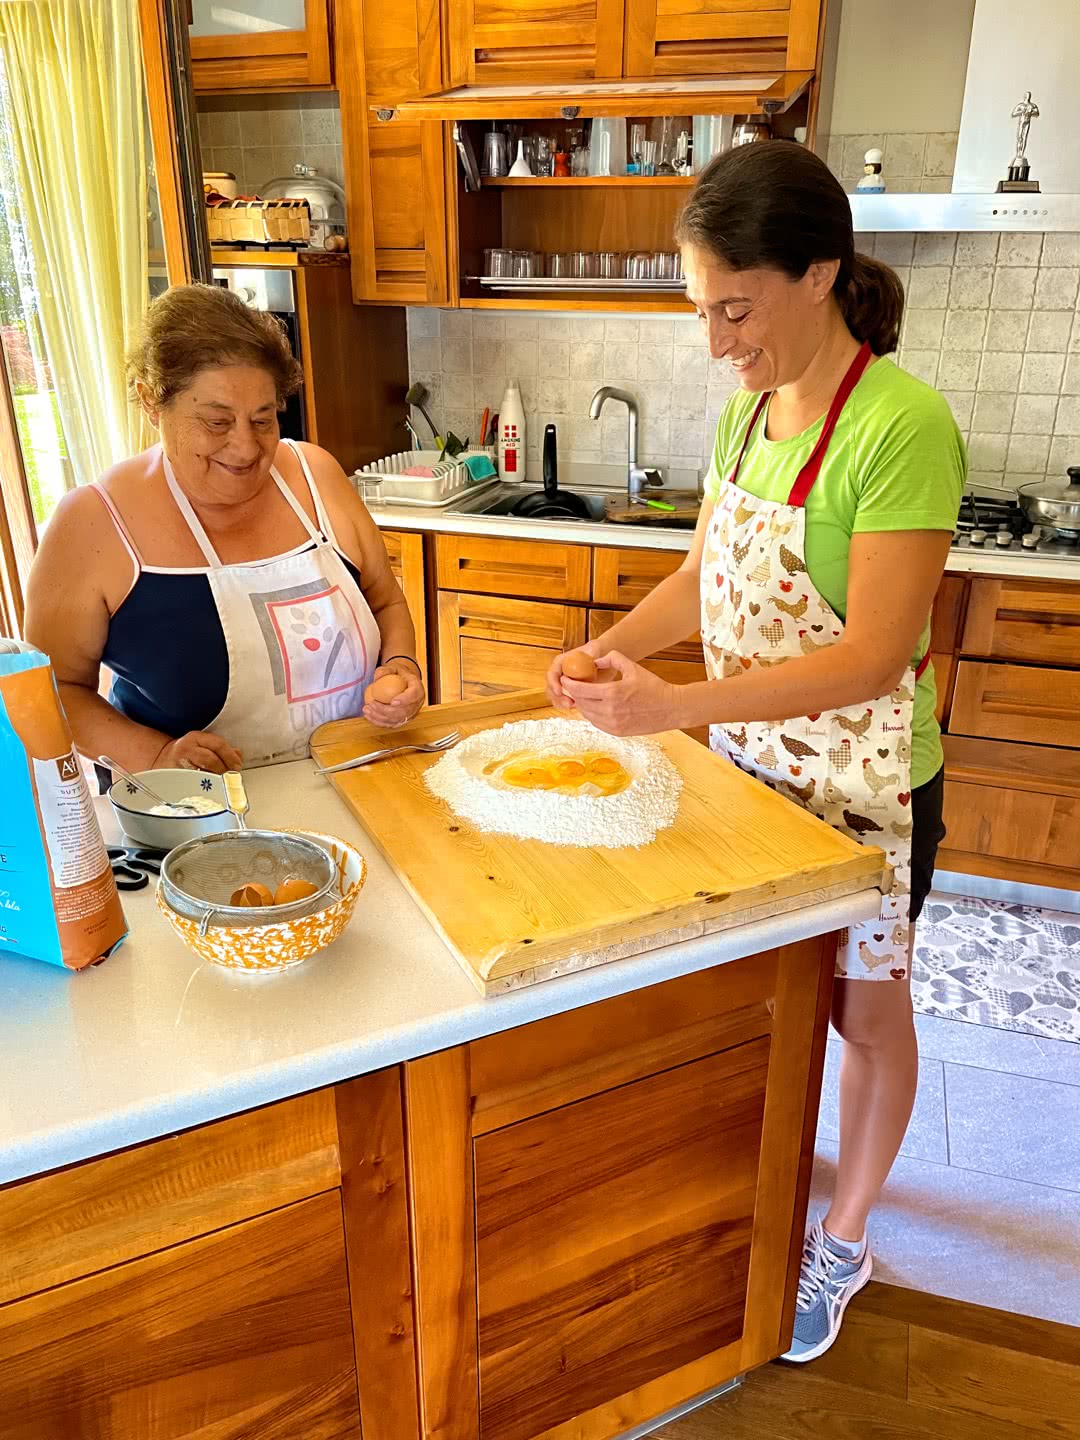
left=98, top=755, right=201, bottom=816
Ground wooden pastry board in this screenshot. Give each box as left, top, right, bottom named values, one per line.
left=310, top=691, right=887, bottom=995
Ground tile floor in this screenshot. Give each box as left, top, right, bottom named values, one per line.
left=811, top=891, right=1080, bottom=1327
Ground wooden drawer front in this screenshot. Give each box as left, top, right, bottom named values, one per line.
left=961, top=577, right=1080, bottom=665
left=594, top=545, right=685, bottom=606
left=438, top=592, right=587, bottom=700
left=437, top=533, right=592, bottom=601
left=0, top=1192, right=360, bottom=1440
left=951, top=661, right=1080, bottom=749
left=625, top=0, right=820, bottom=77
left=474, top=1037, right=770, bottom=1440
left=469, top=955, right=776, bottom=1134
left=448, top=0, right=626, bottom=84
left=0, top=1090, right=340, bottom=1306
left=942, top=780, right=1080, bottom=872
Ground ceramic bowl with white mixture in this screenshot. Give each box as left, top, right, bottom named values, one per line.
left=108, top=768, right=238, bottom=849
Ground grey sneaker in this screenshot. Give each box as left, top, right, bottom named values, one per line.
left=780, top=1219, right=872, bottom=1363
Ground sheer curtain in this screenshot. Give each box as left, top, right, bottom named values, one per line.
left=0, top=0, right=152, bottom=489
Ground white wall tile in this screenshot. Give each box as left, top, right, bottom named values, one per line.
left=949, top=267, right=993, bottom=309
left=943, top=310, right=987, bottom=349
left=1035, top=268, right=1080, bottom=311
left=407, top=307, right=441, bottom=340
left=603, top=342, right=639, bottom=381
left=1012, top=394, right=1057, bottom=434
left=1027, top=311, right=1073, bottom=352
left=1019, top=352, right=1065, bottom=394
left=473, top=314, right=505, bottom=341
left=990, top=267, right=1037, bottom=309
left=569, top=342, right=603, bottom=378
left=884, top=133, right=926, bottom=176
left=971, top=392, right=1016, bottom=432
left=955, top=234, right=998, bottom=266
left=909, top=267, right=951, bottom=308
left=604, top=318, right=639, bottom=343
left=913, top=234, right=956, bottom=268
left=968, top=433, right=1009, bottom=470
left=440, top=339, right=473, bottom=374
left=537, top=376, right=569, bottom=414
left=638, top=344, right=674, bottom=381
left=504, top=314, right=539, bottom=341
left=1055, top=395, right=1080, bottom=433
left=903, top=309, right=945, bottom=348
left=997, top=233, right=1043, bottom=267
left=875, top=233, right=915, bottom=267
left=1063, top=354, right=1080, bottom=395
left=984, top=310, right=1029, bottom=351
left=1049, top=435, right=1079, bottom=472
left=943, top=391, right=975, bottom=428
left=937, top=351, right=980, bottom=389
left=1006, top=433, right=1051, bottom=473
left=673, top=346, right=708, bottom=383
left=1042, top=234, right=1080, bottom=267
left=538, top=341, right=569, bottom=377
left=900, top=350, right=940, bottom=385
left=924, top=133, right=958, bottom=178
left=980, top=351, right=1023, bottom=391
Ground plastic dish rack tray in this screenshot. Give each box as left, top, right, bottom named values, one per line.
left=354, top=449, right=499, bottom=508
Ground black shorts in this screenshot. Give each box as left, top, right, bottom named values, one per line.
left=909, top=765, right=946, bottom=923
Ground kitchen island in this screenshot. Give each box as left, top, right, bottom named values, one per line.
left=0, top=735, right=882, bottom=1439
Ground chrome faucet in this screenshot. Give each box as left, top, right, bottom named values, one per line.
left=589, top=386, right=664, bottom=502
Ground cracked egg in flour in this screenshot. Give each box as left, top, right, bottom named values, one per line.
left=424, top=717, right=682, bottom=848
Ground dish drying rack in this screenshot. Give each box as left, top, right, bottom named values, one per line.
left=353, top=449, right=499, bottom=508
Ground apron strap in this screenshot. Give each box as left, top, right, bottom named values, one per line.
left=787, top=341, right=874, bottom=507
left=281, top=438, right=342, bottom=550
left=727, top=392, right=770, bottom=486
left=161, top=447, right=223, bottom=567
left=914, top=651, right=931, bottom=680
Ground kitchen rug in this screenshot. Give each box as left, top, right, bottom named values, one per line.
left=912, top=892, right=1080, bottom=1043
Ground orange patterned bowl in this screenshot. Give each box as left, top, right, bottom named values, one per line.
left=157, top=830, right=367, bottom=974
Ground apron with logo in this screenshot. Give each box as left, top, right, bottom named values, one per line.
left=700, top=343, right=927, bottom=980
left=162, top=439, right=380, bottom=767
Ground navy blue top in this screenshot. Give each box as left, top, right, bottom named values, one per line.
left=102, top=549, right=365, bottom=737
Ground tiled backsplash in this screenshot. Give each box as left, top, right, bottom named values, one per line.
left=197, top=95, right=343, bottom=198
left=407, top=231, right=1080, bottom=491
left=824, top=132, right=958, bottom=194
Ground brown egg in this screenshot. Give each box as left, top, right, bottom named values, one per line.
left=230, top=882, right=273, bottom=908
left=562, top=650, right=598, bottom=683
left=366, top=672, right=409, bottom=705
left=274, top=876, right=319, bottom=906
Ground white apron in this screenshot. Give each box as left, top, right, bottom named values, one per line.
left=700, top=343, right=927, bottom=981
left=162, top=439, right=380, bottom=767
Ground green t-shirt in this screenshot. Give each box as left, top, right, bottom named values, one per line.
left=704, top=357, right=967, bottom=788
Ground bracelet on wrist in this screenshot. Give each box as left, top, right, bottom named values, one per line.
left=382, top=654, right=422, bottom=676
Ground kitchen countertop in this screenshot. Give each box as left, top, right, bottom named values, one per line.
left=368, top=498, right=1080, bottom=581
left=0, top=760, right=880, bottom=1187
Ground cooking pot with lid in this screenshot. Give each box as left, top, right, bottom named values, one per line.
left=259, top=163, right=345, bottom=248
left=1017, top=466, right=1080, bottom=536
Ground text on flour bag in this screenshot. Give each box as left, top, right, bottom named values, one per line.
left=0, top=642, right=127, bottom=969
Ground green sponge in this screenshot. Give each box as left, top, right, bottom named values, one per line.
left=463, top=453, right=498, bottom=482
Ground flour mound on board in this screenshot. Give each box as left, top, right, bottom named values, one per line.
left=424, top=717, right=682, bottom=848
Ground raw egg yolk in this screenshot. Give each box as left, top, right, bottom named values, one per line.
left=366, top=672, right=409, bottom=705
left=556, top=760, right=586, bottom=779
left=231, top=882, right=274, bottom=907
left=589, top=757, right=621, bottom=776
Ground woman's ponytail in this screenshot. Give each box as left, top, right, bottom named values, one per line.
left=838, top=253, right=904, bottom=356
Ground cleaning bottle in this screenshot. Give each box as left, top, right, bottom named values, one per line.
left=497, top=380, right=526, bottom=481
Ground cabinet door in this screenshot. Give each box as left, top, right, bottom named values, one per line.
left=443, top=0, right=626, bottom=86
left=338, top=0, right=451, bottom=303
left=190, top=0, right=332, bottom=90
left=624, top=0, right=821, bottom=78
left=593, top=544, right=685, bottom=607
left=929, top=573, right=968, bottom=726
left=961, top=577, right=1080, bottom=666
left=437, top=533, right=592, bottom=600
left=0, top=1192, right=361, bottom=1439
left=382, top=529, right=429, bottom=691
left=951, top=661, right=1080, bottom=749
left=439, top=591, right=586, bottom=700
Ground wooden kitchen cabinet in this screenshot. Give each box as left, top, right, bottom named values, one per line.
left=404, top=938, right=836, bottom=1440
left=383, top=528, right=430, bottom=691
left=950, top=660, right=1080, bottom=751
left=960, top=576, right=1080, bottom=666
left=189, top=0, right=333, bottom=91
left=624, top=0, right=821, bottom=79
left=0, top=1191, right=361, bottom=1439
left=439, top=591, right=586, bottom=699
left=593, top=543, right=686, bottom=606
left=441, top=0, right=626, bottom=87
left=337, top=0, right=452, bottom=304
left=436, top=533, right=592, bottom=601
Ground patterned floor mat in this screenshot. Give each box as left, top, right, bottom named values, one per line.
left=912, top=892, right=1080, bottom=1043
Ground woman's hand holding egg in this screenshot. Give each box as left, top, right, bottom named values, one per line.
left=547, top=641, right=609, bottom=710
left=363, top=660, right=425, bottom=729
left=560, top=649, right=678, bottom=737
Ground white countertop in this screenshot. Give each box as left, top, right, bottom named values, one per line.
left=0, top=761, right=880, bottom=1187
left=369, top=501, right=1080, bottom=581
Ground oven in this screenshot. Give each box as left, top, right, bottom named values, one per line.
left=211, top=266, right=307, bottom=443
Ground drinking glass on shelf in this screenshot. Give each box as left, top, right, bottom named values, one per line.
left=628, top=122, right=647, bottom=174
left=626, top=252, right=654, bottom=282
left=535, top=135, right=555, bottom=177
left=571, top=145, right=590, bottom=177
left=522, top=136, right=540, bottom=175
left=571, top=252, right=599, bottom=278
left=482, top=131, right=509, bottom=178
left=596, top=252, right=624, bottom=279
left=692, top=114, right=733, bottom=172
left=513, top=250, right=540, bottom=277
left=652, top=252, right=678, bottom=280
left=639, top=139, right=657, bottom=177
left=484, top=247, right=513, bottom=277
left=546, top=253, right=573, bottom=278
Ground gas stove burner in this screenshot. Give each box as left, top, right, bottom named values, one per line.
left=950, top=490, right=1080, bottom=560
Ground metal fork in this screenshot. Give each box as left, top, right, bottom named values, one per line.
left=314, top=731, right=461, bottom=776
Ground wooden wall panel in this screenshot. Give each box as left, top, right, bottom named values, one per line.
left=0, top=1192, right=360, bottom=1440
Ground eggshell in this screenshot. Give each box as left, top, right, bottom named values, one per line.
left=274, top=876, right=319, bottom=906
left=366, top=672, right=409, bottom=704
left=230, top=882, right=273, bottom=908
left=562, top=650, right=598, bottom=682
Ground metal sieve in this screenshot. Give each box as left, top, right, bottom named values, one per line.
left=160, top=830, right=337, bottom=935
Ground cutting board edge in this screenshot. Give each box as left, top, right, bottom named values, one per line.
left=476, top=848, right=887, bottom=984
left=468, top=867, right=885, bottom=996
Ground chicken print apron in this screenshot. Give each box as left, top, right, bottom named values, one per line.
left=700, top=342, right=926, bottom=981
left=162, top=439, right=380, bottom=767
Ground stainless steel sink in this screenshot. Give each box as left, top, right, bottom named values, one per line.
left=450, top=479, right=701, bottom=529
left=466, top=490, right=609, bottom=522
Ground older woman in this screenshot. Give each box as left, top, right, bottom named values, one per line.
left=26, top=283, right=423, bottom=772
